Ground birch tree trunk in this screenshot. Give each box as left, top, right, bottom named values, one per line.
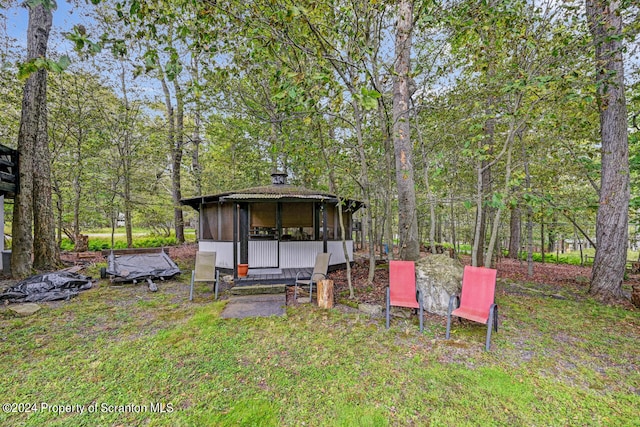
left=393, top=0, right=420, bottom=261
left=586, top=0, right=630, bottom=302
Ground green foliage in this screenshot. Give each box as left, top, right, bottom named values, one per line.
left=60, top=235, right=179, bottom=251
left=24, top=0, right=57, bottom=10
left=3, top=0, right=634, bottom=278
left=16, top=55, right=71, bottom=79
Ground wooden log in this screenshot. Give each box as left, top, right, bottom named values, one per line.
left=317, top=279, right=334, bottom=309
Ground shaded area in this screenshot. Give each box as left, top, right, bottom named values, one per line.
left=0, top=271, right=93, bottom=303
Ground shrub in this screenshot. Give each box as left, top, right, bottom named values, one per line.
left=60, top=235, right=178, bottom=251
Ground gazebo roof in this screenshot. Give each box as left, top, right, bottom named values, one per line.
left=180, top=177, right=363, bottom=211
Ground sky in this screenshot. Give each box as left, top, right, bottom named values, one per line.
left=2, top=0, right=94, bottom=58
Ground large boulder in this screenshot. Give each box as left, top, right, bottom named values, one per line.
left=415, top=254, right=463, bottom=316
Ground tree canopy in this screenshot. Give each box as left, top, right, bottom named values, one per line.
left=1, top=0, right=638, bottom=301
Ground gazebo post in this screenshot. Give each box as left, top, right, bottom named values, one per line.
left=276, top=202, right=282, bottom=265
left=322, top=202, right=328, bottom=253
left=239, top=203, right=249, bottom=265
left=314, top=202, right=321, bottom=240
left=233, top=203, right=238, bottom=279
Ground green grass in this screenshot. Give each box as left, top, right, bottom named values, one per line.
left=57, top=228, right=197, bottom=251
left=0, top=276, right=638, bottom=426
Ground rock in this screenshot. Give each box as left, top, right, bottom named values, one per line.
left=9, top=303, right=41, bottom=316
left=358, top=303, right=383, bottom=317
left=415, top=254, right=463, bottom=316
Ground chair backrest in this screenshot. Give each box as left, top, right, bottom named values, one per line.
left=311, top=253, right=331, bottom=281
left=194, top=251, right=216, bottom=281
left=389, top=260, right=419, bottom=309
left=460, top=265, right=497, bottom=313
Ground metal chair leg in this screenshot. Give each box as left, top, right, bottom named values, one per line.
left=214, top=270, right=220, bottom=300
left=418, top=290, right=424, bottom=333
left=189, top=270, right=195, bottom=301
left=385, top=287, right=390, bottom=329
left=485, top=304, right=497, bottom=351
left=446, top=295, right=458, bottom=339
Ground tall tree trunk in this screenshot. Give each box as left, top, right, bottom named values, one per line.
left=352, top=99, right=376, bottom=284
left=508, top=204, right=521, bottom=259
left=523, top=135, right=534, bottom=277
left=159, top=67, right=184, bottom=245
left=540, top=212, right=545, bottom=264
left=321, top=124, right=354, bottom=297
left=190, top=57, right=203, bottom=197
left=12, top=3, right=55, bottom=277
left=586, top=0, right=629, bottom=302
left=72, top=128, right=82, bottom=239
left=172, top=79, right=185, bottom=244
left=484, top=130, right=514, bottom=267
left=33, top=96, right=58, bottom=269
left=417, top=116, right=437, bottom=255
left=449, top=190, right=457, bottom=255
left=120, top=64, right=133, bottom=248
left=373, top=60, right=395, bottom=261
left=471, top=164, right=484, bottom=267
left=393, top=0, right=419, bottom=261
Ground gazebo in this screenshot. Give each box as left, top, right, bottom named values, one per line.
left=180, top=173, right=363, bottom=279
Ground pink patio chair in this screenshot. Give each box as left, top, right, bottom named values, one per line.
left=446, top=265, right=498, bottom=351
left=386, top=260, right=424, bottom=333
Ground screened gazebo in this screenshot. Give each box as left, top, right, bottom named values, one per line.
left=180, top=173, right=363, bottom=278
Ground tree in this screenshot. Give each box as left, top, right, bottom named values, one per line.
left=12, top=0, right=59, bottom=277
left=586, top=0, right=630, bottom=302
left=393, top=0, right=420, bottom=261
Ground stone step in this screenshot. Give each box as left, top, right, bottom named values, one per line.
left=230, top=284, right=286, bottom=296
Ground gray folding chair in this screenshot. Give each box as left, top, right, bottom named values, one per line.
left=294, top=253, right=331, bottom=303
left=189, top=251, right=220, bottom=301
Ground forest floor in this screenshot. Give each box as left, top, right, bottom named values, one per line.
left=56, top=243, right=638, bottom=309
left=328, top=249, right=639, bottom=310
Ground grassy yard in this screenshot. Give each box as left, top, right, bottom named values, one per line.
left=0, top=262, right=638, bottom=426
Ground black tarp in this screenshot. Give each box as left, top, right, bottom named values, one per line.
left=105, top=250, right=181, bottom=283
left=0, top=271, right=94, bottom=303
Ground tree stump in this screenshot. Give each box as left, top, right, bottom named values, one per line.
left=74, top=234, right=89, bottom=252
left=631, top=285, right=640, bottom=309
left=317, top=279, right=334, bottom=309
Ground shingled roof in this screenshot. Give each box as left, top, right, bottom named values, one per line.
left=180, top=174, right=362, bottom=211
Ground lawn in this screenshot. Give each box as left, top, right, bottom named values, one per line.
left=0, top=258, right=638, bottom=426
